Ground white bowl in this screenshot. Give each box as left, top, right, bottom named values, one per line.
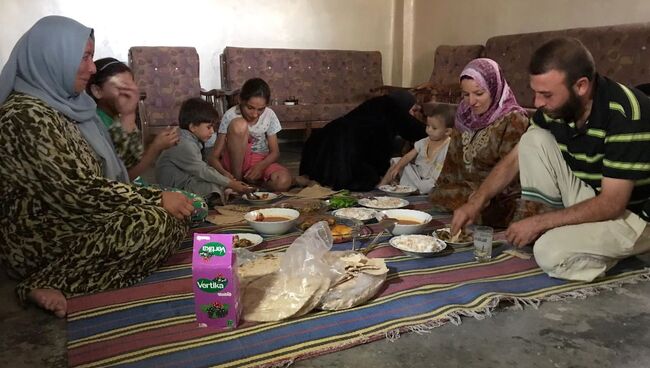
left=244, top=208, right=299, bottom=235
left=377, top=209, right=432, bottom=235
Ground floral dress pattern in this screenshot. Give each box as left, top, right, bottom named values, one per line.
left=429, top=111, right=529, bottom=228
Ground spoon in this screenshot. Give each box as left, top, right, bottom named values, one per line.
left=360, top=218, right=397, bottom=255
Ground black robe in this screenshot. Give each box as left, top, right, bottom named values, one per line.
left=299, top=95, right=427, bottom=191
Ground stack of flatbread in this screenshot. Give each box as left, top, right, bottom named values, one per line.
left=317, top=252, right=389, bottom=311
left=207, top=204, right=251, bottom=225
left=237, top=254, right=281, bottom=284
left=282, top=184, right=341, bottom=199
left=242, top=274, right=330, bottom=322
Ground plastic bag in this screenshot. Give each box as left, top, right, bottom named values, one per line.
left=242, top=221, right=343, bottom=322
left=318, top=251, right=388, bottom=311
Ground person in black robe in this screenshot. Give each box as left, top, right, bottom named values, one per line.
left=298, top=90, right=427, bottom=191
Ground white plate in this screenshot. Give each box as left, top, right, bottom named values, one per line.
left=243, top=192, right=280, bottom=204
left=232, top=233, right=263, bottom=249
left=389, top=234, right=447, bottom=257
left=358, top=196, right=409, bottom=209
left=432, top=227, right=473, bottom=248
left=332, top=207, right=377, bottom=222
left=378, top=184, right=417, bottom=197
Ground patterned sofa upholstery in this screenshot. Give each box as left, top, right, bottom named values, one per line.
left=129, top=46, right=223, bottom=144
left=220, top=47, right=383, bottom=132
left=425, top=22, right=650, bottom=108
left=484, top=22, right=650, bottom=108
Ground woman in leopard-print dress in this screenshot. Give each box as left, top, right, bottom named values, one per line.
left=429, top=58, right=529, bottom=228
left=0, top=16, right=194, bottom=317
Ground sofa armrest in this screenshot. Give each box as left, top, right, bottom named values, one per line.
left=427, top=83, right=463, bottom=104
left=200, top=88, right=240, bottom=116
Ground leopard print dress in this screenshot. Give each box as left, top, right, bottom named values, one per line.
left=0, top=93, right=187, bottom=304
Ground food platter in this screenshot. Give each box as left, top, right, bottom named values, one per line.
left=433, top=227, right=473, bottom=248
left=389, top=234, right=447, bottom=257
left=358, top=196, right=409, bottom=209
left=297, top=215, right=372, bottom=243
left=243, top=192, right=281, bottom=205
left=377, top=184, right=417, bottom=197
left=232, top=233, right=264, bottom=250
left=332, top=207, right=378, bottom=223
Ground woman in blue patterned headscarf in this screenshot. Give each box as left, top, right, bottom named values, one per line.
left=0, top=16, right=193, bottom=318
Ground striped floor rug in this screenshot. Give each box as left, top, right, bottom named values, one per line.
left=66, top=195, right=650, bottom=367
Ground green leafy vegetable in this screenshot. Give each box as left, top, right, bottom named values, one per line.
left=329, top=192, right=358, bottom=209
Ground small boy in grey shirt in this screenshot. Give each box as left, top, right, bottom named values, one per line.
left=156, top=98, right=251, bottom=204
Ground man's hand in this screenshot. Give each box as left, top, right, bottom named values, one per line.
left=243, top=163, right=265, bottom=182
left=450, top=200, right=483, bottom=236
left=161, top=191, right=194, bottom=220
left=505, top=217, right=545, bottom=248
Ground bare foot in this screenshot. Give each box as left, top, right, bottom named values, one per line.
left=27, top=288, right=67, bottom=318
left=294, top=175, right=317, bottom=188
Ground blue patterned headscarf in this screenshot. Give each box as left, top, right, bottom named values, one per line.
left=0, top=16, right=129, bottom=182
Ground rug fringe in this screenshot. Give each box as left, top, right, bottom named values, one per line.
left=264, top=269, right=650, bottom=366
left=383, top=267, right=650, bottom=343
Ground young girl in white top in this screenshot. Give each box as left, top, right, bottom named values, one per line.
left=379, top=104, right=454, bottom=194
left=208, top=78, right=292, bottom=192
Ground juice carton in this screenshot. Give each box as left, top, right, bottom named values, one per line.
left=192, top=233, right=240, bottom=329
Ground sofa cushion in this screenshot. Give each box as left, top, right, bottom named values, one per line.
left=429, top=45, right=485, bottom=87
left=484, top=22, right=650, bottom=108
left=130, top=47, right=201, bottom=127
left=222, top=47, right=383, bottom=105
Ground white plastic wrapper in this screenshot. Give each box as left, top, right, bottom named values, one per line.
left=318, top=251, right=388, bottom=311
left=242, top=222, right=343, bottom=322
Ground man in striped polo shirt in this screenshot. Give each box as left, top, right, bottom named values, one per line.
left=451, top=37, right=650, bottom=281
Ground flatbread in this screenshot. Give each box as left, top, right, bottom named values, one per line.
left=242, top=273, right=325, bottom=322
left=237, top=254, right=281, bottom=282
left=504, top=248, right=533, bottom=260
left=292, top=278, right=330, bottom=318
left=318, top=272, right=387, bottom=311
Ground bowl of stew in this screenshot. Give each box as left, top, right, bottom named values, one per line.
left=244, top=208, right=300, bottom=235
left=376, top=209, right=432, bottom=235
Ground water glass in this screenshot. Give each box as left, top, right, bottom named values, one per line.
left=473, top=226, right=493, bottom=262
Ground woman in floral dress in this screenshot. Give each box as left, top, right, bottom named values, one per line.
left=430, top=58, right=529, bottom=228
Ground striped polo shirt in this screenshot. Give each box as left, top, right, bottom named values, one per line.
left=531, top=74, right=650, bottom=218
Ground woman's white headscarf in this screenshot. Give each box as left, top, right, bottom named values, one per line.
left=0, top=15, right=129, bottom=182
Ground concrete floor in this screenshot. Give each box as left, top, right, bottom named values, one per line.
left=2, top=268, right=650, bottom=368
left=2, top=138, right=650, bottom=367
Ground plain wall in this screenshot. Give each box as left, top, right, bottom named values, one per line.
left=410, top=0, right=650, bottom=86
left=0, top=0, right=398, bottom=89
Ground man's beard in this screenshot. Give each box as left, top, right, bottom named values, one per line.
left=543, top=89, right=584, bottom=123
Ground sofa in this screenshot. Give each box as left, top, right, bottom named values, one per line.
left=220, top=47, right=383, bottom=134
left=420, top=22, right=650, bottom=108
left=129, top=46, right=223, bottom=145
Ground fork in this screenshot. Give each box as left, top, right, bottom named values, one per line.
left=360, top=218, right=397, bottom=255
